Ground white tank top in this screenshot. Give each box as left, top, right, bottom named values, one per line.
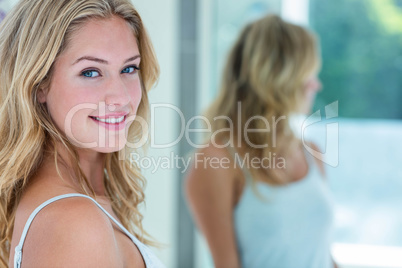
left=230, top=148, right=335, bottom=268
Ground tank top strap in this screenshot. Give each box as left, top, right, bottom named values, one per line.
left=225, top=146, right=254, bottom=184
left=14, top=193, right=147, bottom=268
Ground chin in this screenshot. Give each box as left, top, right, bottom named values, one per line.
left=98, top=139, right=127, bottom=153
left=301, top=104, right=313, bottom=115
left=95, top=147, right=124, bottom=154
left=73, top=139, right=127, bottom=154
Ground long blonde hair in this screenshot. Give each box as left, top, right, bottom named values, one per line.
left=206, top=14, right=320, bottom=185
left=0, top=0, right=159, bottom=265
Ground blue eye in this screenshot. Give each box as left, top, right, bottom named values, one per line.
left=81, top=70, right=100, bottom=78
left=121, top=66, right=140, bottom=74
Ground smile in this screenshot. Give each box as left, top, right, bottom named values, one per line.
left=89, top=115, right=128, bottom=131
left=92, top=116, right=125, bottom=124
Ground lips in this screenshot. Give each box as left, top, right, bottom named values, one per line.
left=89, top=114, right=128, bottom=131
left=91, top=115, right=125, bottom=124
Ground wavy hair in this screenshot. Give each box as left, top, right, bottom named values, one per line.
left=206, top=14, right=320, bottom=185
left=0, top=0, right=159, bottom=265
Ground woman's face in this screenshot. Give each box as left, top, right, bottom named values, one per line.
left=40, top=16, right=142, bottom=153
left=300, top=68, right=322, bottom=114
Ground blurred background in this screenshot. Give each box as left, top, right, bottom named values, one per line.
left=1, top=0, right=402, bottom=267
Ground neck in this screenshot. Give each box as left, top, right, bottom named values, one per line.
left=46, top=142, right=107, bottom=196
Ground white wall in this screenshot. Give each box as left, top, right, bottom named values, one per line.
left=0, top=0, right=18, bottom=11
left=130, top=1, right=179, bottom=267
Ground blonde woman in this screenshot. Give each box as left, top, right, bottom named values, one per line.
left=0, top=0, right=165, bottom=267
left=186, top=15, right=337, bottom=268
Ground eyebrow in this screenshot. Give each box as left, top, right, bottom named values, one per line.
left=73, top=55, right=141, bottom=65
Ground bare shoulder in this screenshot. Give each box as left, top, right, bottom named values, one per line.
left=186, top=144, right=237, bottom=188
left=19, top=196, right=121, bottom=267
left=185, top=143, right=238, bottom=206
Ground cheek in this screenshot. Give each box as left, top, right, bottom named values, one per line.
left=306, top=88, right=316, bottom=98
left=129, top=82, right=143, bottom=113
left=308, top=78, right=322, bottom=93
left=46, top=84, right=96, bottom=132
left=304, top=79, right=321, bottom=101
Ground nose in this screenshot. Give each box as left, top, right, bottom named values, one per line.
left=104, top=76, right=131, bottom=108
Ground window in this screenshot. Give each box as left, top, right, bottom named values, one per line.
left=197, top=0, right=402, bottom=267
left=311, top=0, right=402, bottom=119
left=309, top=0, right=402, bottom=266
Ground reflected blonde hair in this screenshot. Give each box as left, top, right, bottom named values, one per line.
left=206, top=14, right=320, bottom=185
left=0, top=0, right=159, bottom=265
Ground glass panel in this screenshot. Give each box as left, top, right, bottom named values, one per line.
left=209, top=0, right=281, bottom=101
left=310, top=0, right=402, bottom=119
left=309, top=0, right=402, bottom=263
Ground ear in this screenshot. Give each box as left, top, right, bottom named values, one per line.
left=37, top=85, right=48, bottom=104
